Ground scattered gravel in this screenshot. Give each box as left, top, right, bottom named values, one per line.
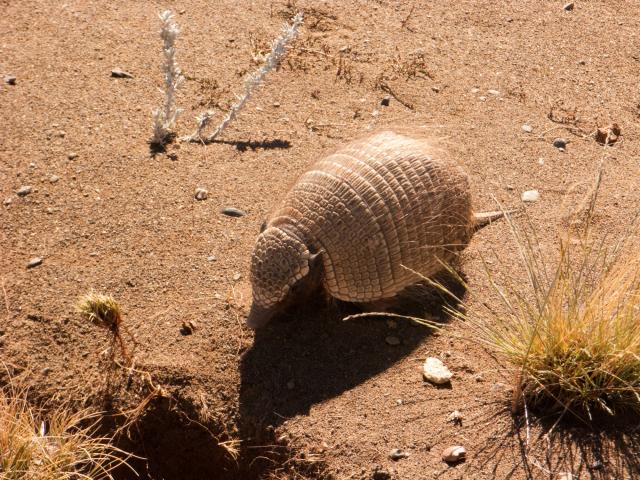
left=442, top=445, right=466, bottom=463
left=17, top=185, right=32, bottom=197
left=27, top=257, right=43, bottom=269
left=195, top=188, right=208, bottom=200
left=553, top=138, right=568, bottom=149
left=221, top=207, right=246, bottom=217
left=111, top=68, right=133, bottom=78
left=389, top=448, right=409, bottom=461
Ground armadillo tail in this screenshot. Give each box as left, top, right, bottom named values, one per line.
left=472, top=210, right=516, bottom=231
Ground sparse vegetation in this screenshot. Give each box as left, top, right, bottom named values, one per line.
left=0, top=383, right=132, bottom=479
left=151, top=10, right=184, bottom=147
left=184, top=12, right=303, bottom=143
left=459, top=200, right=640, bottom=420
left=76, top=293, right=133, bottom=367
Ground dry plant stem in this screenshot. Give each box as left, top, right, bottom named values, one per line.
left=185, top=12, right=303, bottom=143
left=151, top=10, right=184, bottom=145
left=342, top=311, right=441, bottom=329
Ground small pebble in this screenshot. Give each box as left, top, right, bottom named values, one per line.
left=286, top=380, right=295, bottom=390
left=207, top=255, right=217, bottom=262
left=553, top=137, right=567, bottom=149
left=41, top=367, right=51, bottom=375
left=487, top=89, right=500, bottom=96
left=17, top=185, right=32, bottom=197
left=521, top=190, right=540, bottom=203
left=431, top=86, right=440, bottom=93
left=389, top=448, right=409, bottom=461
left=578, top=59, right=586, bottom=65
left=232, top=273, right=242, bottom=281
left=180, top=320, right=197, bottom=335
left=385, top=335, right=401, bottom=346
left=448, top=410, right=463, bottom=425
left=381, top=95, right=391, bottom=107
left=478, top=96, right=487, bottom=102
left=49, top=175, right=60, bottom=183
left=27, top=257, right=43, bottom=269
left=423, top=357, right=453, bottom=384
left=563, top=2, right=574, bottom=11
left=195, top=188, right=208, bottom=200
left=442, top=445, right=466, bottom=463
left=522, top=124, right=533, bottom=133
left=470, top=87, right=480, bottom=94
left=4, top=75, right=16, bottom=85
left=3, top=197, right=12, bottom=205
left=558, top=474, right=574, bottom=480
left=67, top=152, right=78, bottom=160
left=371, top=465, right=391, bottom=480
left=221, top=207, right=246, bottom=217
left=111, top=68, right=133, bottom=78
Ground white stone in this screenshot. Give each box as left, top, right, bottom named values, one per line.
left=522, top=124, right=533, bottom=133
left=442, top=445, right=466, bottom=463
left=521, top=190, right=540, bottom=203
left=423, top=357, right=452, bottom=384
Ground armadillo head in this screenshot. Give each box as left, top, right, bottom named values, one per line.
left=247, top=227, right=311, bottom=329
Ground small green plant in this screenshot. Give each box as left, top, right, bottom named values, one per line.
left=76, top=293, right=133, bottom=366
left=0, top=384, right=133, bottom=479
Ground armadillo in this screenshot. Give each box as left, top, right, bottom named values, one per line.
left=247, top=130, right=502, bottom=328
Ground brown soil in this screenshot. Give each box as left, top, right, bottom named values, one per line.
left=2, top=1, right=640, bottom=479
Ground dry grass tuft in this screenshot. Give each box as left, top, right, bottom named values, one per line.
left=0, top=384, right=133, bottom=479
left=456, top=189, right=640, bottom=420
left=76, top=293, right=134, bottom=367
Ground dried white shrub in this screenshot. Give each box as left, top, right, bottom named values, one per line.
left=151, top=10, right=184, bottom=146
left=185, top=12, right=304, bottom=143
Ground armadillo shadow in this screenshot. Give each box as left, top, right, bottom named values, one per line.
left=237, top=271, right=467, bottom=437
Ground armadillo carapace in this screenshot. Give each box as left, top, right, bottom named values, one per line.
left=247, top=131, right=480, bottom=328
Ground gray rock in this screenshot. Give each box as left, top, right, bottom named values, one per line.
left=221, top=207, right=246, bottom=217
left=111, top=68, right=133, bottom=79
left=27, top=257, right=43, bottom=269
left=195, top=188, right=208, bottom=201
left=389, top=448, right=409, bottom=461
left=553, top=138, right=568, bottom=149
left=17, top=185, right=32, bottom=197
left=442, top=445, right=466, bottom=463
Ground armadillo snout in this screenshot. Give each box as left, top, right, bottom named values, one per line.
left=248, top=227, right=311, bottom=328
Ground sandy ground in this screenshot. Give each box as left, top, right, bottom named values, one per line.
left=2, top=1, right=640, bottom=478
